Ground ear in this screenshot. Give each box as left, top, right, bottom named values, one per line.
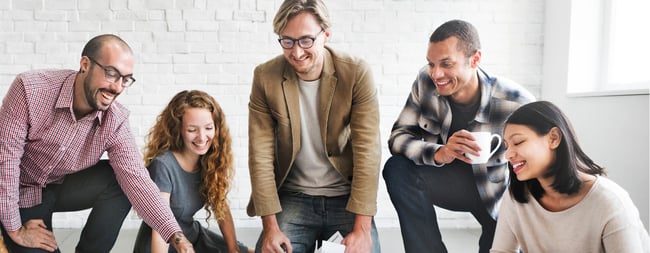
left=470, top=50, right=481, bottom=68
left=80, top=56, right=90, bottom=73
left=548, top=127, right=562, bottom=149
left=323, top=29, right=331, bottom=43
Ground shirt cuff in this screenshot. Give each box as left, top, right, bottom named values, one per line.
left=430, top=145, right=445, bottom=167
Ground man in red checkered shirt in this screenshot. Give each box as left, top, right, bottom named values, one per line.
left=0, top=34, right=194, bottom=253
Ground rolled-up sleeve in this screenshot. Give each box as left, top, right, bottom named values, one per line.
left=106, top=117, right=181, bottom=242
left=346, top=60, right=381, bottom=216
left=247, top=65, right=282, bottom=216
left=0, top=76, right=29, bottom=232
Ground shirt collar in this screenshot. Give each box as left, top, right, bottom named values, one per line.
left=55, top=71, right=103, bottom=123
left=475, top=68, right=493, bottom=123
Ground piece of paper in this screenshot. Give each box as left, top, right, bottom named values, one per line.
left=314, top=231, right=346, bottom=253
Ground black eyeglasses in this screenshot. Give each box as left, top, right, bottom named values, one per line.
left=86, top=56, right=136, bottom=87
left=278, top=30, right=325, bottom=49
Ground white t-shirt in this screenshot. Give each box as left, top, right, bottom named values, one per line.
left=282, top=79, right=350, bottom=196
left=491, top=176, right=650, bottom=253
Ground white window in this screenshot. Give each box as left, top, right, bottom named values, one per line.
left=567, top=0, right=649, bottom=96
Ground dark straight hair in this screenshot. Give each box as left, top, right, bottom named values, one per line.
left=504, top=101, right=605, bottom=203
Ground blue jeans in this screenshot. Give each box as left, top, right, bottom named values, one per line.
left=383, top=155, right=496, bottom=253
left=255, top=192, right=381, bottom=253
left=1, top=160, right=132, bottom=253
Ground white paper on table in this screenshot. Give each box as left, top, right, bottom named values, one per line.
left=314, top=231, right=346, bottom=253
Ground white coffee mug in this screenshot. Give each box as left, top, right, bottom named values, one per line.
left=466, top=132, right=502, bottom=164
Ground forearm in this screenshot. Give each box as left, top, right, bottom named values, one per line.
left=349, top=84, right=381, bottom=215
left=261, top=214, right=281, bottom=233
left=150, top=229, right=169, bottom=253
left=109, top=154, right=181, bottom=241
left=0, top=77, right=29, bottom=232
left=248, top=108, right=282, bottom=216
left=389, top=133, right=441, bottom=166
left=352, top=214, right=372, bottom=234
left=218, top=210, right=241, bottom=252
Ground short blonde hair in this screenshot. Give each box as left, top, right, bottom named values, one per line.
left=272, top=0, right=331, bottom=35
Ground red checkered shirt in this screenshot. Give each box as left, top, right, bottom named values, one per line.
left=0, top=69, right=181, bottom=241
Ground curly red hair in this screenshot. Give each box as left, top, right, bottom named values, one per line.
left=144, top=90, right=234, bottom=221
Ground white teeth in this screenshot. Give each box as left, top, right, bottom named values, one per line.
left=101, top=91, right=114, bottom=100
left=193, top=142, right=208, bottom=147
left=512, top=162, right=525, bottom=168
left=437, top=80, right=450, bottom=85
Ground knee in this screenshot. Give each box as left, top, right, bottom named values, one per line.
left=382, top=154, right=413, bottom=181
left=382, top=154, right=415, bottom=184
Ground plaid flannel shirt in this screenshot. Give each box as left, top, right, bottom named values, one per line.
left=388, top=66, right=535, bottom=217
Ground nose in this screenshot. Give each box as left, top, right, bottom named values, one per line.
left=428, top=65, right=444, bottom=80
left=108, top=80, right=125, bottom=93
left=290, top=45, right=305, bottom=58
left=198, top=129, right=212, bottom=142
left=504, top=147, right=514, bottom=161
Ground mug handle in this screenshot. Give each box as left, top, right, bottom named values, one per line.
left=488, top=134, right=502, bottom=158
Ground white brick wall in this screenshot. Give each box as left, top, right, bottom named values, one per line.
left=0, top=0, right=544, bottom=229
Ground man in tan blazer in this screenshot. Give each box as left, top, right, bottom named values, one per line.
left=246, top=0, right=381, bottom=252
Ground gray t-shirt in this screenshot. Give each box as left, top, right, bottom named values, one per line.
left=149, top=151, right=204, bottom=241
left=133, top=151, right=250, bottom=252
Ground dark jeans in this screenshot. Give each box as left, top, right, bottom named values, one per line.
left=383, top=154, right=496, bottom=253
left=255, top=192, right=381, bottom=253
left=1, top=160, right=132, bottom=253
left=133, top=221, right=250, bottom=253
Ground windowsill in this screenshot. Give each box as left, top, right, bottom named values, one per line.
left=567, top=89, right=649, bottom=98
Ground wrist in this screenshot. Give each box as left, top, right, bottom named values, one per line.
left=168, top=232, right=185, bottom=245
left=261, top=215, right=280, bottom=232
left=6, top=228, right=20, bottom=240
left=432, top=147, right=446, bottom=166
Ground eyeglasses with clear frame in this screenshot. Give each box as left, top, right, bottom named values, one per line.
left=86, top=56, right=136, bottom=87
left=278, top=29, right=325, bottom=49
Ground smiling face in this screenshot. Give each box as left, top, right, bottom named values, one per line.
left=426, top=36, right=481, bottom=105
left=75, top=41, right=134, bottom=118
left=180, top=107, right=215, bottom=157
left=280, top=12, right=329, bottom=81
left=504, top=124, right=561, bottom=182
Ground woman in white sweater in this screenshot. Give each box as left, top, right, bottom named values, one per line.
left=490, top=101, right=649, bottom=253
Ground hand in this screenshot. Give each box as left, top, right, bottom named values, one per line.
left=6, top=219, right=58, bottom=252
left=434, top=130, right=481, bottom=164
left=341, top=229, right=372, bottom=253
left=168, top=232, right=194, bottom=253
left=260, top=228, right=291, bottom=253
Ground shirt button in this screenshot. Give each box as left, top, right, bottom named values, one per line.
left=60, top=146, right=66, bottom=151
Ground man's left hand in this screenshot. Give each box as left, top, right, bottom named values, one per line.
left=341, top=228, right=372, bottom=253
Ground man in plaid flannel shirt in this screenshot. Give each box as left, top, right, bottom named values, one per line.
left=383, top=20, right=535, bottom=253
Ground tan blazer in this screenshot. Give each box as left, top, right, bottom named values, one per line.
left=247, top=46, right=381, bottom=217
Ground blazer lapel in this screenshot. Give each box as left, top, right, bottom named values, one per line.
left=318, top=49, right=336, bottom=141
left=282, top=65, right=301, bottom=150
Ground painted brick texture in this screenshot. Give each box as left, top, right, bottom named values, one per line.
left=0, top=0, right=544, bottom=229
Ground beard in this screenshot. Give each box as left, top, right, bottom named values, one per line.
left=83, top=75, right=118, bottom=112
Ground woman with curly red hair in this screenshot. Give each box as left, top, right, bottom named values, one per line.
left=133, top=90, right=251, bottom=253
